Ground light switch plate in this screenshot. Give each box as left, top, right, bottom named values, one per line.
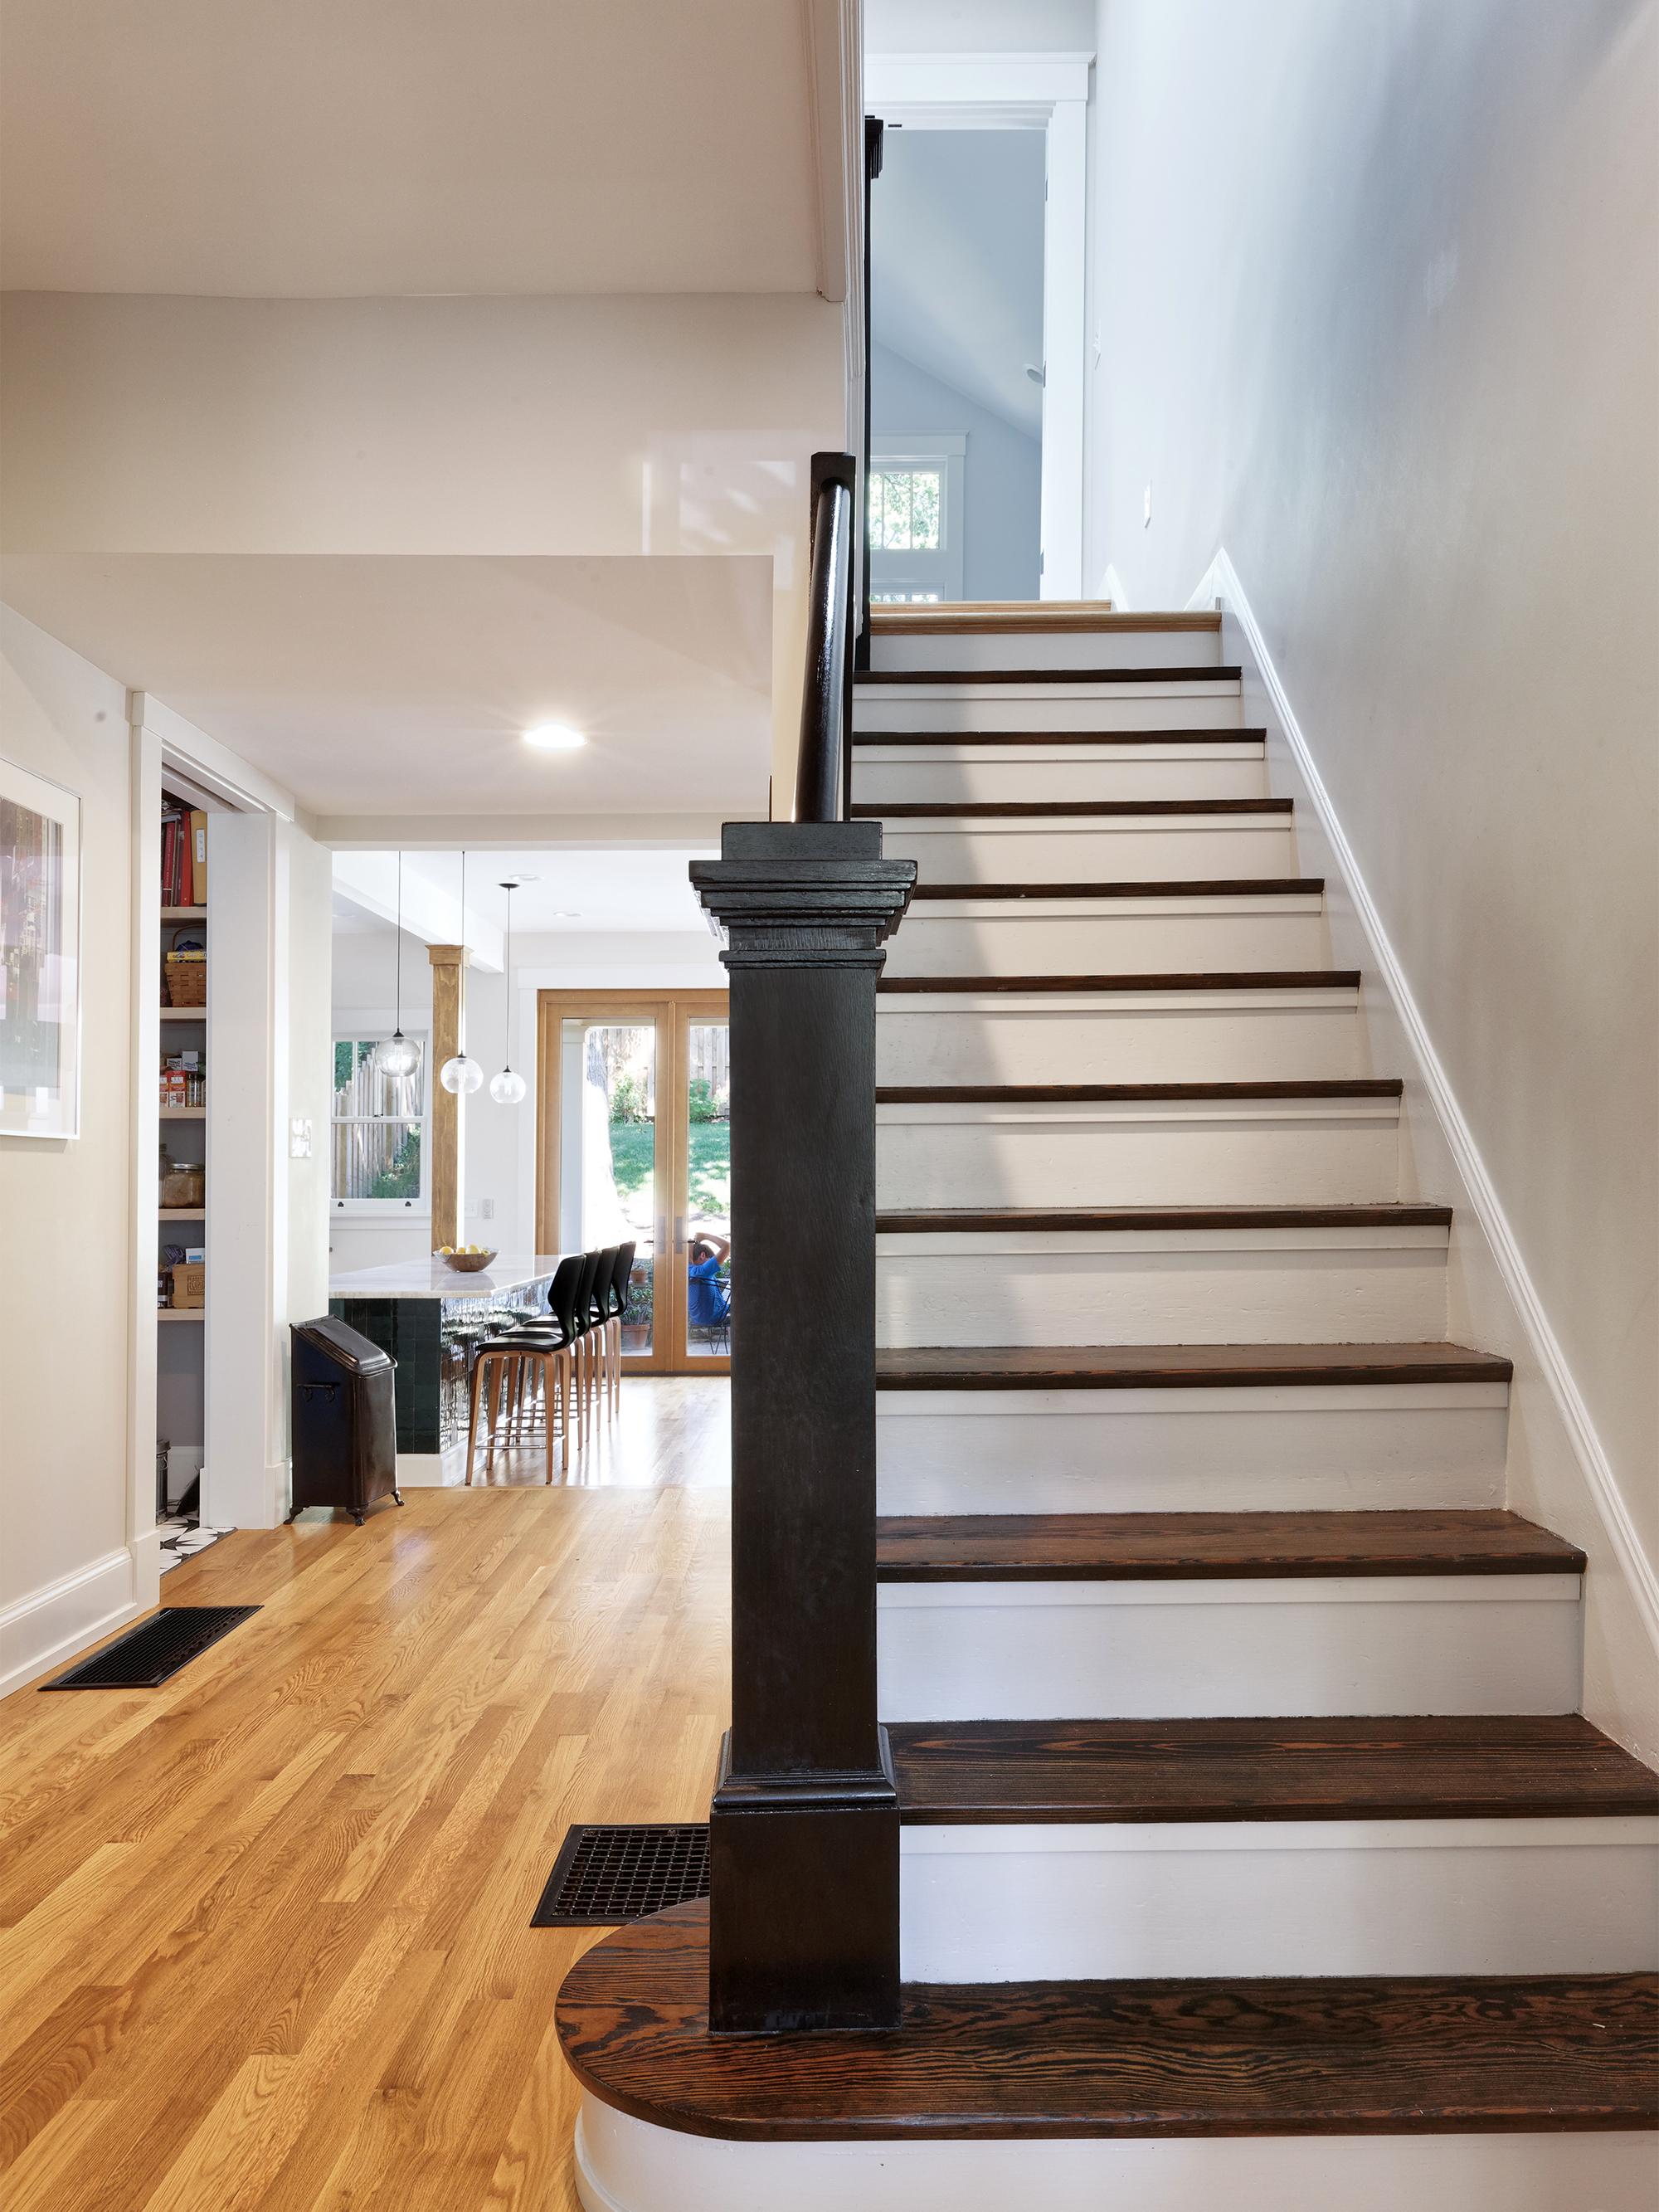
left=289, top=1117, right=313, bottom=1158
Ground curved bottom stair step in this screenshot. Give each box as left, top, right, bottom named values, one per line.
left=558, top=1905, right=1657, bottom=2156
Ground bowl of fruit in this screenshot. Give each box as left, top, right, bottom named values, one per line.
left=436, top=1244, right=497, bottom=1274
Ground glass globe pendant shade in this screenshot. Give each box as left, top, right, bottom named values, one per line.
left=439, top=1052, right=484, bottom=1096
left=489, top=1066, right=528, bottom=1107
left=374, top=1028, right=421, bottom=1081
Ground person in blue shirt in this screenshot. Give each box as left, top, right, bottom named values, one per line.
left=687, top=1231, right=731, bottom=1333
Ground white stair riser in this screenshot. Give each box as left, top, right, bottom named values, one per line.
left=876, top=1385, right=1511, bottom=1515
left=876, top=1103, right=1402, bottom=1209
left=854, top=682, right=1242, bottom=735
left=900, top=1820, right=1659, bottom=1981
left=877, top=996, right=1368, bottom=1085
left=869, top=631, right=1224, bottom=673
left=878, top=818, right=1297, bottom=884
left=856, top=742, right=1267, bottom=806
left=876, top=1233, right=1449, bottom=1348
left=877, top=1577, right=1584, bottom=1719
left=577, top=2103, right=1659, bottom=2212
left=884, top=899, right=1327, bottom=977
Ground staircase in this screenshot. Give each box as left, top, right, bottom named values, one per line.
left=558, top=603, right=1658, bottom=2211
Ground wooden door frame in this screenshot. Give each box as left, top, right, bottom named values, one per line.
left=534, top=988, right=730, bottom=1376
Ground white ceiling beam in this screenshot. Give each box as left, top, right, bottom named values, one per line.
left=330, top=851, right=504, bottom=972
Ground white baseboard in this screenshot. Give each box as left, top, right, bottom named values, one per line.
left=1187, top=546, right=1659, bottom=1677
left=0, top=1547, right=144, bottom=1696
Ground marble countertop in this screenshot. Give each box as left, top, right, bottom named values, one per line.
left=328, top=1253, right=572, bottom=1300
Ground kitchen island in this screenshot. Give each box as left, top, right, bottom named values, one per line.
left=328, top=1253, right=571, bottom=1480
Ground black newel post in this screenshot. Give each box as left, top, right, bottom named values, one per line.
left=691, top=820, right=915, bottom=2033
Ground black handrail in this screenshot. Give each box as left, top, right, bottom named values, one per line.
left=793, top=451, right=857, bottom=825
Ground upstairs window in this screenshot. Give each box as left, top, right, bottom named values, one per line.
left=868, top=438, right=966, bottom=601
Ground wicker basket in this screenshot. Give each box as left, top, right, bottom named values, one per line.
left=165, top=956, right=207, bottom=1007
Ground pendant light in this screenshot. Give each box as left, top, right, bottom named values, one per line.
left=373, top=852, right=421, bottom=1081
left=488, top=879, right=527, bottom=1106
left=438, top=848, right=484, bottom=1096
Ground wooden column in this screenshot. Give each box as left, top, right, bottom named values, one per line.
left=427, top=944, right=467, bottom=1252
left=691, top=820, right=915, bottom=2033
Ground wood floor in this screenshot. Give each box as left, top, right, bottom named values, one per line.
left=0, top=1377, right=732, bottom=2211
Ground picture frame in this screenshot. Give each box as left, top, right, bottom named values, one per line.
left=0, top=755, right=82, bottom=1140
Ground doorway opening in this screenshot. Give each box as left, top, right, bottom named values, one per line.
left=535, top=990, right=730, bottom=1375
left=865, top=50, right=1091, bottom=601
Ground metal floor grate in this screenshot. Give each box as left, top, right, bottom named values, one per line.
left=532, top=1823, right=710, bottom=1926
left=42, top=1605, right=260, bottom=1689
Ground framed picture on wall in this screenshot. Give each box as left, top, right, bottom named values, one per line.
left=0, top=756, right=82, bottom=1140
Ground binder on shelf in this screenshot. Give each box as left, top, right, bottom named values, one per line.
left=189, top=811, right=207, bottom=904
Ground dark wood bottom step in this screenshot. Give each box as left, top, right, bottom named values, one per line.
left=878, top=969, right=1361, bottom=993
left=557, top=1904, right=1658, bottom=2140
left=888, top=1716, right=1659, bottom=1825
left=875, top=1510, right=1584, bottom=1581
left=876, top=1342, right=1515, bottom=1390
left=854, top=726, right=1267, bottom=747
left=877, top=1204, right=1451, bottom=1234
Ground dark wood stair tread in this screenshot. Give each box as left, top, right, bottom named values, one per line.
left=855, top=725, right=1267, bottom=746
left=877, top=1203, right=1451, bottom=1233
left=855, top=798, right=1292, bottom=818
left=876, top=1342, right=1515, bottom=1390
left=888, top=1716, right=1659, bottom=1825
left=877, top=1078, right=1403, bottom=1103
left=908, top=876, right=1322, bottom=899
left=856, top=664, right=1242, bottom=685
left=875, top=1509, right=1584, bottom=1581
left=879, top=968, right=1361, bottom=993
left=556, top=1904, right=1658, bottom=2140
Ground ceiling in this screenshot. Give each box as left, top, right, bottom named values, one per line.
left=400, top=850, right=713, bottom=935
left=871, top=127, right=1046, bottom=436
left=0, top=553, right=773, bottom=819
left=0, top=0, right=818, bottom=295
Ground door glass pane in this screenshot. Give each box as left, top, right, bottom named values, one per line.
left=562, top=1018, right=657, bottom=1355
left=684, top=1021, right=731, bottom=1358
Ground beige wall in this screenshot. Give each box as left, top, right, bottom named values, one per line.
left=0, top=290, right=849, bottom=806
left=1087, top=0, right=1658, bottom=1691
left=0, top=611, right=134, bottom=1620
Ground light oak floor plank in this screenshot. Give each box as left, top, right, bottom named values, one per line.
left=0, top=1378, right=731, bottom=2211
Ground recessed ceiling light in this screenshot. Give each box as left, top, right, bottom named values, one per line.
left=550, top=910, right=581, bottom=920
left=523, top=721, right=586, bottom=752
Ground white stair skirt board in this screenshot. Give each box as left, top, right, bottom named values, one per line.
left=876, top=1576, right=1584, bottom=1721
left=875, top=814, right=1298, bottom=885
left=853, top=677, right=1243, bottom=736
left=900, top=1819, right=1659, bottom=1983
left=876, top=1383, right=1511, bottom=1516
left=875, top=1096, right=1401, bottom=1211
left=575, top=2103, right=1658, bottom=2212
left=869, top=630, right=1224, bottom=674
left=882, top=889, right=1328, bottom=977
left=875, top=1224, right=1449, bottom=1348
left=854, top=735, right=1267, bottom=806
left=876, top=987, right=1368, bottom=1087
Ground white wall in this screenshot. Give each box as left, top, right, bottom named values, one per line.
left=1087, top=0, right=1659, bottom=1743
left=868, top=0, right=1093, bottom=51
left=0, top=290, right=848, bottom=808
left=872, top=343, right=1041, bottom=601
left=0, top=610, right=141, bottom=1683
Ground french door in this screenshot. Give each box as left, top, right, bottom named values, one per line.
left=534, top=989, right=730, bottom=1375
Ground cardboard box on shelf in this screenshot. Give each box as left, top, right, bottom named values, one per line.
left=170, top=1262, right=206, bottom=1309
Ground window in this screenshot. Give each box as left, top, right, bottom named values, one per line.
left=868, top=437, right=966, bottom=600
left=869, top=468, right=941, bottom=553
left=332, top=1036, right=428, bottom=1211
